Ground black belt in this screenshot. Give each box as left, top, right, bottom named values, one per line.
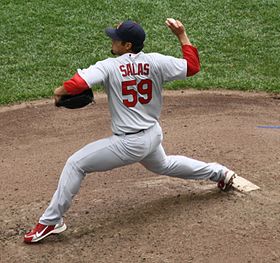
left=114, top=129, right=145, bottom=136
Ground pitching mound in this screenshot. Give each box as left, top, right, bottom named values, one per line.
left=0, top=90, right=279, bottom=262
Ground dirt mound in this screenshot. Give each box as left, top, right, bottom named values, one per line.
left=0, top=90, right=279, bottom=263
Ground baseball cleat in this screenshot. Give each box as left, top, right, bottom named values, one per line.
left=217, top=170, right=236, bottom=191
left=24, top=220, right=67, bottom=243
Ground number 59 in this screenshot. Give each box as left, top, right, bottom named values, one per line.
left=122, top=79, right=152, bottom=107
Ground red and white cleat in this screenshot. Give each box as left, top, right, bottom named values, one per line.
left=24, top=220, right=67, bottom=243
left=218, top=170, right=236, bottom=191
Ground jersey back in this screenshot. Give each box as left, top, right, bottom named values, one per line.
left=78, top=52, right=187, bottom=134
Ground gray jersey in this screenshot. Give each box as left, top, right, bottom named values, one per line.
left=78, top=52, right=187, bottom=134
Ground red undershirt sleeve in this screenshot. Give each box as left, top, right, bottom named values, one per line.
left=182, top=45, right=200, bottom=77
left=63, top=73, right=90, bottom=95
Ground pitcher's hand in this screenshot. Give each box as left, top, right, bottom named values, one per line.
left=165, top=18, right=191, bottom=46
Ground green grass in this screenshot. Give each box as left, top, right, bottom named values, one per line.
left=0, top=0, right=279, bottom=104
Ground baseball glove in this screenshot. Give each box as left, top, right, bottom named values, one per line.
left=55, top=89, right=94, bottom=109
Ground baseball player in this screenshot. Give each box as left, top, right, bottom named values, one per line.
left=24, top=18, right=236, bottom=243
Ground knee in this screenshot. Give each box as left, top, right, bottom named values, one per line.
left=144, top=162, right=170, bottom=175
left=66, top=155, right=85, bottom=175
left=66, top=155, right=76, bottom=167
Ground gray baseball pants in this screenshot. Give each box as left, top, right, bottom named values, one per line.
left=40, top=122, right=228, bottom=225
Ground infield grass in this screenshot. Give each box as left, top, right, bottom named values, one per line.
left=0, top=0, right=279, bottom=104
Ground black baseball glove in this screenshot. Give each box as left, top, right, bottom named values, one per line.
left=55, top=89, right=94, bottom=109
